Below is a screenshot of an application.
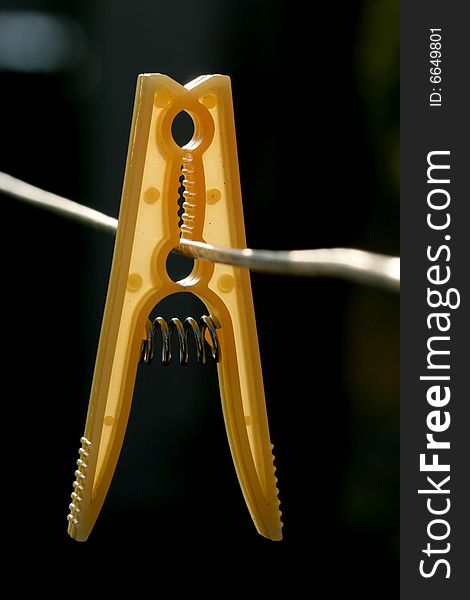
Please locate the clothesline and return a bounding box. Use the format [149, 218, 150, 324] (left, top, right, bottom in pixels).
[0, 170, 399, 291]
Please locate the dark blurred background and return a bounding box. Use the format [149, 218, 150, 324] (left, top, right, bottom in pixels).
[0, 0, 398, 594]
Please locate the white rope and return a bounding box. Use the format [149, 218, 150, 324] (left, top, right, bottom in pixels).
[0, 171, 399, 290]
[0, 171, 118, 233]
[175, 240, 399, 290]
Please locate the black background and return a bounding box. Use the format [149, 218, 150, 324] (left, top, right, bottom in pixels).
[0, 0, 398, 593]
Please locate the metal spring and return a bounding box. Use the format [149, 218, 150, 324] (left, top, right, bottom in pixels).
[140, 315, 220, 366]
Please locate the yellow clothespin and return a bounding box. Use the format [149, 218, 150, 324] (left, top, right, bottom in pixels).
[67, 74, 282, 542]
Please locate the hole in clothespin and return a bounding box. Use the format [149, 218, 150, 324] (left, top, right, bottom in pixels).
[177, 169, 185, 229]
[171, 110, 195, 148]
[166, 251, 194, 282]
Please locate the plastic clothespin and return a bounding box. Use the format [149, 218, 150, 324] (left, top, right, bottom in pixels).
[67, 74, 282, 542]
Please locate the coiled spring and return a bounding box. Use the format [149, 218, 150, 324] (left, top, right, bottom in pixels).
[140, 315, 220, 366]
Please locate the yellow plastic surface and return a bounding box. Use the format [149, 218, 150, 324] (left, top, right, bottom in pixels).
[67, 74, 282, 541]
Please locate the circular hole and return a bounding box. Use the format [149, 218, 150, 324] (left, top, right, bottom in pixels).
[171, 110, 195, 148]
[166, 252, 194, 282]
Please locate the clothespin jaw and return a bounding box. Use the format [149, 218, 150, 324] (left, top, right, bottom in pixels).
[67, 74, 282, 542]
